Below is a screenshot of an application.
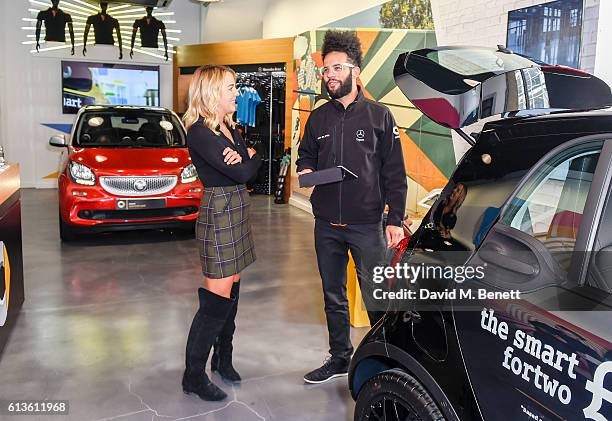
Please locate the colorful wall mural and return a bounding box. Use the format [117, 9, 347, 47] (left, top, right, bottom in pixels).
[322, 0, 435, 30]
[290, 28, 455, 220]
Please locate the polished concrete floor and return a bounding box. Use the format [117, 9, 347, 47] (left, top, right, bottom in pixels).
[0, 189, 368, 421]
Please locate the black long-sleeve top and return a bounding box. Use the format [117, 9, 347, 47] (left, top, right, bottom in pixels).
[296, 89, 407, 226]
[186, 119, 262, 186]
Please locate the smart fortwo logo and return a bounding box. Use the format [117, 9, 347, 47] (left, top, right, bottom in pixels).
[0, 241, 10, 327]
[584, 361, 612, 421]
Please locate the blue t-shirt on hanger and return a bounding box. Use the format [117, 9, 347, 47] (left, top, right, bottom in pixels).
[236, 87, 262, 127]
[248, 89, 262, 127]
[236, 87, 250, 125]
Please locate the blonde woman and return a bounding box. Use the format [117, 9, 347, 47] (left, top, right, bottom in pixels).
[182, 65, 261, 401]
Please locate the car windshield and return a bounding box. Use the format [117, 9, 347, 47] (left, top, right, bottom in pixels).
[74, 110, 185, 148]
[425, 48, 536, 76]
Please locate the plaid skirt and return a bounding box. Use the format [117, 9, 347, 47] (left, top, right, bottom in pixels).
[196, 184, 256, 279]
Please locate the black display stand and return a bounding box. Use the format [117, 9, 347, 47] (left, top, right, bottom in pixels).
[231, 64, 286, 196]
[178, 63, 287, 197]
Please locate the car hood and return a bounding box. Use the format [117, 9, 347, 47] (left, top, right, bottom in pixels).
[69, 147, 191, 175]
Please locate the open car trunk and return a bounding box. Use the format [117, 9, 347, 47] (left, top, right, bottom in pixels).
[393, 46, 612, 131]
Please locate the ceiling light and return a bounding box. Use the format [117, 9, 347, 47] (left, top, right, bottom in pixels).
[99, 1, 173, 6]
[56, 1, 95, 14]
[29, 41, 93, 53]
[68, 0, 99, 11]
[107, 8, 149, 16]
[24, 0, 179, 61]
[132, 47, 167, 60]
[107, 4, 132, 12]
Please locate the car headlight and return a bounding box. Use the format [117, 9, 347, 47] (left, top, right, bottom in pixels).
[69, 161, 96, 186]
[181, 164, 198, 183]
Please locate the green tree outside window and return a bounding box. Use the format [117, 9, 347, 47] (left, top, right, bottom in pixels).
[379, 0, 435, 29]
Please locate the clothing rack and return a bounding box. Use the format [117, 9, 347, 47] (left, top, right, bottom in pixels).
[233, 67, 286, 196]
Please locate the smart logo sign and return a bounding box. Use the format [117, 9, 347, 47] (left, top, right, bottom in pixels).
[480, 308, 611, 419]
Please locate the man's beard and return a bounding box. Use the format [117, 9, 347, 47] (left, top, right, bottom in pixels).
[325, 74, 353, 100]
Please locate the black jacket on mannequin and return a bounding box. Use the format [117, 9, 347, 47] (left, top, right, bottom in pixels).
[37, 8, 72, 42]
[133, 16, 165, 48]
[85, 13, 120, 45]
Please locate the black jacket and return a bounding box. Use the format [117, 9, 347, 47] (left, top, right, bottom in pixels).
[296, 89, 407, 226]
[86, 13, 120, 45]
[37, 8, 72, 42]
[187, 119, 261, 187]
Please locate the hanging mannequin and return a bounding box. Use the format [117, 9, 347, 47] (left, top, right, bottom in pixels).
[83, 2, 122, 59]
[36, 0, 75, 55]
[130, 7, 168, 61]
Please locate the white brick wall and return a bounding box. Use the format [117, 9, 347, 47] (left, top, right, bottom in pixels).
[593, 0, 612, 86]
[581, 0, 601, 74]
[430, 0, 601, 74]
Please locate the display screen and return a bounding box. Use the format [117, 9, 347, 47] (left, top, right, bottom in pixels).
[62, 61, 160, 114]
[507, 0, 583, 68]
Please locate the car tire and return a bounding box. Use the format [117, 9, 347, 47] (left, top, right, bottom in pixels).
[59, 214, 77, 242]
[354, 368, 445, 421]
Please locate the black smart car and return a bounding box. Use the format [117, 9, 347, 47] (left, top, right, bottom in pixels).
[349, 47, 612, 421]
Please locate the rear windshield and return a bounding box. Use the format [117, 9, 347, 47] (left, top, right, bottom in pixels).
[425, 48, 536, 76]
[74, 110, 185, 148]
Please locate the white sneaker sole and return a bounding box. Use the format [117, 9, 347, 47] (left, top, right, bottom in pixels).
[303, 372, 348, 384]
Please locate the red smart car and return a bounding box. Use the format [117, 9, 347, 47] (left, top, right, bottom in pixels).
[50, 105, 203, 241]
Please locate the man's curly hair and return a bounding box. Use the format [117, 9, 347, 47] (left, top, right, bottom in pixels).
[322, 30, 363, 68]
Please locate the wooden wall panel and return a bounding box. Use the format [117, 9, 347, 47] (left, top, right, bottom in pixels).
[175, 38, 293, 69]
[0, 164, 20, 206]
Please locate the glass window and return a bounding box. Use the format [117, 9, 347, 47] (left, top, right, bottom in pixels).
[501, 142, 602, 272]
[523, 67, 550, 109]
[75, 110, 185, 148]
[586, 177, 612, 292]
[570, 9, 579, 27]
[507, 0, 583, 68]
[425, 48, 535, 76]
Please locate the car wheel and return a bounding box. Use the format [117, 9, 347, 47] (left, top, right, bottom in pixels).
[354, 369, 445, 421]
[59, 214, 77, 242]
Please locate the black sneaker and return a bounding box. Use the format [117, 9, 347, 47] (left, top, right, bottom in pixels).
[303, 357, 349, 384]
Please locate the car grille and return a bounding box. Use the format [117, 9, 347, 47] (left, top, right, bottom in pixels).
[99, 176, 178, 197]
[78, 207, 198, 220]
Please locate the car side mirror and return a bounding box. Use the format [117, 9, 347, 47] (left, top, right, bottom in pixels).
[49, 134, 67, 148]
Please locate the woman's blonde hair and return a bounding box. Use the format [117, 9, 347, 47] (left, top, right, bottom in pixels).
[182, 64, 236, 132]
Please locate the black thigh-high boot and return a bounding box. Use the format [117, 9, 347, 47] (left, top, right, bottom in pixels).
[211, 281, 241, 382]
[183, 287, 234, 401]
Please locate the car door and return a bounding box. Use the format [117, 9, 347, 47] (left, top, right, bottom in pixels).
[453, 136, 612, 421]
